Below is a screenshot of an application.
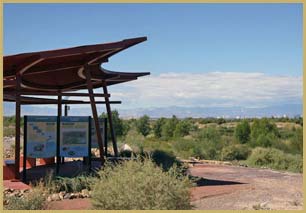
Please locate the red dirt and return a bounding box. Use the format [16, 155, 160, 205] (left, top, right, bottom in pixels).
[189, 163, 303, 210]
[3, 180, 31, 190]
[44, 198, 92, 210]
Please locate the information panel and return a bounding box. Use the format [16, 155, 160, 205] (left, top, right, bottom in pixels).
[60, 116, 89, 157]
[91, 118, 105, 148]
[26, 116, 57, 158]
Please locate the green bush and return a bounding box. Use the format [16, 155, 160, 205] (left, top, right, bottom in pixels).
[289, 127, 303, 154]
[235, 120, 251, 144]
[91, 158, 191, 210]
[150, 149, 181, 171]
[136, 115, 151, 137]
[174, 120, 192, 137]
[153, 117, 166, 138]
[197, 126, 221, 143]
[221, 144, 251, 161]
[246, 147, 302, 173]
[39, 171, 95, 193]
[4, 183, 46, 210]
[161, 116, 179, 139]
[251, 118, 279, 144]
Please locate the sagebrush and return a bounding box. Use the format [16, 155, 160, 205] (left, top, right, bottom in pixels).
[91, 158, 192, 210]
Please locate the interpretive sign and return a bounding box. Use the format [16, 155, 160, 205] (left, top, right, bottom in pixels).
[60, 116, 90, 157]
[91, 118, 106, 148]
[25, 116, 57, 158]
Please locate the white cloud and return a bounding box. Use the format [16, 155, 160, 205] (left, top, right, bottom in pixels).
[107, 72, 302, 109]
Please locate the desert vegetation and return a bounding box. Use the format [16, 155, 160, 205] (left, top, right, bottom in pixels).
[103, 111, 303, 173]
[3, 112, 303, 210]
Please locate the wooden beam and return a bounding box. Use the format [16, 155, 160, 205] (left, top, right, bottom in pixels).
[6, 91, 110, 97]
[84, 66, 105, 164]
[21, 101, 122, 105]
[102, 84, 119, 157]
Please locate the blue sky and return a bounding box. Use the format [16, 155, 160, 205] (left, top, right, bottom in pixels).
[3, 3, 303, 114]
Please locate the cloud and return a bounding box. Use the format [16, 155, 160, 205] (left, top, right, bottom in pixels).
[107, 72, 302, 109]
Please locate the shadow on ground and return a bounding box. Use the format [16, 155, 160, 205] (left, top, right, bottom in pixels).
[191, 176, 245, 187]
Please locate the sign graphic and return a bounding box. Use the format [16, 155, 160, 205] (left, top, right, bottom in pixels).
[60, 116, 89, 157]
[26, 116, 57, 158]
[91, 118, 105, 148]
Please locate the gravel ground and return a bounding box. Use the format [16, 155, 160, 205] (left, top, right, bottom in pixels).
[189, 163, 303, 210]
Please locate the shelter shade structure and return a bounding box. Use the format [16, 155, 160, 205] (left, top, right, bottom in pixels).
[3, 37, 150, 179]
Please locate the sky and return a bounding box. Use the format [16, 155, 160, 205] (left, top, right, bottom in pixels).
[3, 3, 303, 114]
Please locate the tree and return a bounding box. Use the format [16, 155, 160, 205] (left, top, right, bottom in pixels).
[100, 110, 125, 138]
[174, 120, 192, 137]
[153, 117, 166, 138]
[136, 115, 151, 137]
[235, 120, 251, 144]
[251, 118, 279, 143]
[161, 115, 179, 139]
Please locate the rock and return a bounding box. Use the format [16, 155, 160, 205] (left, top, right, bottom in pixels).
[188, 163, 194, 168]
[81, 189, 89, 198]
[69, 193, 78, 199]
[21, 189, 30, 194]
[47, 196, 52, 202]
[120, 144, 132, 152]
[51, 193, 61, 201]
[4, 199, 9, 205]
[63, 193, 71, 199]
[59, 191, 65, 200]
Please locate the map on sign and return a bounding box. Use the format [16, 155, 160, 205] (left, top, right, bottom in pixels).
[26, 116, 57, 158]
[60, 117, 89, 157]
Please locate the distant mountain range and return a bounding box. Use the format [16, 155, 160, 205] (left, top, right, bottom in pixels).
[3, 102, 302, 118]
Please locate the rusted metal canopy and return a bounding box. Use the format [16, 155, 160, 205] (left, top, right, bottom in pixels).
[3, 37, 150, 97]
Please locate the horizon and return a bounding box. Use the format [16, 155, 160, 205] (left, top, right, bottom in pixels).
[3, 3, 303, 117]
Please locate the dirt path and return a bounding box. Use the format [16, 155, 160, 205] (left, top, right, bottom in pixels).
[189, 163, 303, 210]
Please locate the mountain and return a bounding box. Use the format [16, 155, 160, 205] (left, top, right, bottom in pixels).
[3, 102, 302, 118]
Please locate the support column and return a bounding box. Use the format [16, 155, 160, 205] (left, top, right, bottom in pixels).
[14, 73, 21, 179]
[102, 84, 118, 157]
[84, 68, 105, 164]
[56, 95, 62, 174]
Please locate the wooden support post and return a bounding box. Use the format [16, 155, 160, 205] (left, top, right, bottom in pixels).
[84, 67, 105, 164]
[56, 95, 62, 174]
[102, 84, 118, 157]
[22, 116, 28, 182]
[14, 73, 21, 179]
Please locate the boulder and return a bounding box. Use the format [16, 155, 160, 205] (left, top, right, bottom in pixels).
[120, 144, 132, 152]
[51, 193, 61, 201]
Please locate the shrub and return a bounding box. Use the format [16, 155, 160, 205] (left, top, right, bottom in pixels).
[251, 118, 279, 143]
[289, 127, 303, 154]
[197, 126, 221, 143]
[161, 116, 179, 139]
[4, 183, 46, 210]
[235, 120, 251, 144]
[221, 144, 251, 161]
[91, 158, 191, 210]
[246, 147, 302, 173]
[39, 171, 95, 193]
[150, 149, 181, 171]
[136, 115, 151, 137]
[153, 117, 166, 138]
[174, 120, 192, 137]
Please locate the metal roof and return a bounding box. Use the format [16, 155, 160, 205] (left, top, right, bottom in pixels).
[3, 37, 150, 100]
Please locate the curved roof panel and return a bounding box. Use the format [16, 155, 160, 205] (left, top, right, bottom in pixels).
[3, 37, 150, 96]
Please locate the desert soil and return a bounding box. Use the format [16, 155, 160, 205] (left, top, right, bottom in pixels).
[189, 163, 303, 210]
